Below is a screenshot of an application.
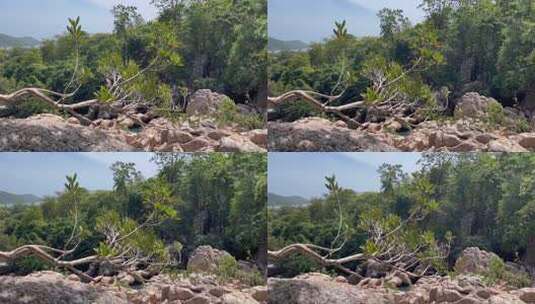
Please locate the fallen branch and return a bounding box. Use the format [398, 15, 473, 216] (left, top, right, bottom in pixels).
[0, 245, 97, 282]
[268, 90, 364, 127]
[269, 57, 425, 127]
[0, 88, 96, 125]
[268, 243, 365, 277]
[268, 200, 449, 282]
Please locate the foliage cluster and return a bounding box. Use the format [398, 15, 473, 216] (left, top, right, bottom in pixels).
[481, 256, 532, 288]
[215, 255, 265, 286]
[215, 97, 265, 130]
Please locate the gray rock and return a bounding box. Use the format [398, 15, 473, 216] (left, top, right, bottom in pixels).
[186, 89, 228, 116]
[268, 274, 392, 304]
[0, 271, 126, 304]
[187, 246, 234, 274]
[0, 114, 136, 152]
[454, 247, 501, 274]
[268, 118, 398, 152]
[454, 92, 501, 119]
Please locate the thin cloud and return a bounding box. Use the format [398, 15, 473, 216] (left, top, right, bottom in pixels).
[0, 153, 158, 196]
[86, 0, 158, 19]
[348, 0, 425, 23]
[268, 153, 422, 199]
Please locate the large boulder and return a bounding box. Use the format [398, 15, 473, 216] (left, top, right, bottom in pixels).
[0, 271, 126, 304]
[454, 92, 502, 119]
[0, 114, 136, 152]
[217, 135, 266, 152]
[186, 89, 228, 116]
[454, 247, 501, 274]
[268, 118, 399, 152]
[187, 246, 235, 274]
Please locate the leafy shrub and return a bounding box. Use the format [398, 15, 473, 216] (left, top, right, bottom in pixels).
[7, 257, 48, 275]
[216, 255, 264, 286]
[482, 256, 532, 288]
[480, 101, 532, 132]
[274, 100, 321, 122]
[272, 254, 322, 278]
[94, 86, 114, 103]
[215, 97, 264, 130]
[484, 101, 506, 129]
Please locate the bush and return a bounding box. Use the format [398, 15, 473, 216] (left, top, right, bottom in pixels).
[0, 99, 58, 118]
[483, 101, 506, 129]
[7, 257, 48, 275]
[274, 100, 321, 122]
[215, 98, 264, 130]
[482, 256, 532, 288]
[273, 254, 322, 278]
[216, 255, 265, 286]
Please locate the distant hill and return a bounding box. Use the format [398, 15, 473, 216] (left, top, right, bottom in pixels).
[0, 191, 42, 206]
[269, 37, 309, 52]
[268, 193, 309, 208]
[0, 33, 39, 48]
[268, 0, 379, 42]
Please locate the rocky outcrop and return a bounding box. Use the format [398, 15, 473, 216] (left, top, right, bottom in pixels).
[0, 113, 266, 152]
[454, 92, 501, 119]
[0, 271, 127, 304]
[0, 270, 267, 304]
[122, 117, 266, 152]
[0, 89, 266, 152]
[455, 247, 502, 274]
[186, 89, 228, 116]
[268, 118, 399, 152]
[268, 248, 534, 304]
[269, 116, 535, 153]
[397, 120, 535, 152]
[268, 273, 392, 304]
[0, 114, 136, 151]
[187, 245, 235, 274]
[269, 92, 535, 152]
[268, 272, 534, 304]
[126, 273, 265, 304]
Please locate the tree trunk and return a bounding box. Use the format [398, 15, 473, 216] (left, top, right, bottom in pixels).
[525, 235, 535, 269]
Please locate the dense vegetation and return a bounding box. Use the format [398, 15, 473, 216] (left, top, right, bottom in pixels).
[269, 153, 534, 286]
[0, 0, 267, 119]
[0, 153, 266, 284]
[269, 0, 535, 126]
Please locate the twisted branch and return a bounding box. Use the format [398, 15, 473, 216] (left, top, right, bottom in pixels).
[268, 57, 425, 127]
[0, 88, 96, 125]
[0, 245, 97, 282]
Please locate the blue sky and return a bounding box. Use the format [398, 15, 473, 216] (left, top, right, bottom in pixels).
[0, 0, 158, 39]
[268, 153, 422, 199]
[269, 0, 425, 42]
[0, 153, 158, 196]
